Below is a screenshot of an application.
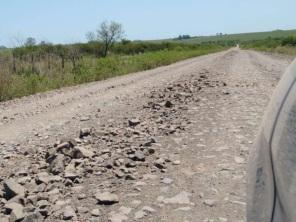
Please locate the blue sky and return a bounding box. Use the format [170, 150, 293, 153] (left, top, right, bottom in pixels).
[0, 0, 296, 46]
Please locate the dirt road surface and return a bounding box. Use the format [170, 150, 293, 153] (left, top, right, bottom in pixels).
[0, 49, 293, 222]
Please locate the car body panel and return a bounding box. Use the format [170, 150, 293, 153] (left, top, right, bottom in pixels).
[247, 59, 296, 222]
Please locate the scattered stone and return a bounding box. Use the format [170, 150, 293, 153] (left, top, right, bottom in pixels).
[101, 148, 111, 154]
[73, 146, 94, 158]
[143, 174, 157, 180]
[114, 170, 125, 178]
[174, 206, 192, 211]
[77, 193, 87, 200]
[134, 206, 156, 220]
[234, 156, 245, 164]
[125, 174, 136, 180]
[108, 206, 131, 222]
[132, 151, 145, 161]
[143, 138, 156, 147]
[56, 142, 71, 151]
[134, 210, 145, 220]
[108, 212, 128, 222]
[5, 202, 25, 222]
[48, 154, 65, 175]
[161, 177, 173, 185]
[3, 179, 25, 200]
[118, 206, 132, 215]
[154, 158, 166, 169]
[62, 206, 76, 220]
[128, 118, 140, 127]
[159, 191, 192, 205]
[79, 128, 91, 138]
[95, 192, 119, 205]
[91, 208, 101, 217]
[131, 200, 142, 207]
[125, 162, 136, 168]
[77, 206, 89, 214]
[133, 181, 146, 187]
[80, 116, 90, 121]
[203, 199, 217, 207]
[36, 172, 50, 184]
[172, 160, 181, 165]
[164, 100, 174, 108]
[22, 212, 43, 222]
[37, 199, 50, 209]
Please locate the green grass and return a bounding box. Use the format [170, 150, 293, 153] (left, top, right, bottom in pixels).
[240, 35, 296, 56]
[151, 29, 296, 44]
[243, 45, 296, 56]
[0, 46, 227, 101]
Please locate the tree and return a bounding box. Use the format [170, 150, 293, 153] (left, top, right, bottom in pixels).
[86, 31, 96, 42]
[97, 21, 124, 57]
[25, 37, 36, 46]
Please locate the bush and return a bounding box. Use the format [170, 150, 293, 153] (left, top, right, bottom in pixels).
[281, 36, 296, 46]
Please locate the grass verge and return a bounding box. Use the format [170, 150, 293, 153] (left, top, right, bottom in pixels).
[243, 45, 296, 56]
[0, 46, 226, 101]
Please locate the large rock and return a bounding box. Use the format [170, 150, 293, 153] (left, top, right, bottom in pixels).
[79, 128, 91, 138]
[5, 202, 25, 222]
[91, 208, 101, 217]
[3, 179, 25, 200]
[128, 118, 140, 127]
[56, 142, 71, 151]
[22, 212, 43, 222]
[154, 158, 166, 169]
[35, 172, 50, 184]
[56, 142, 73, 157]
[64, 162, 80, 180]
[49, 154, 65, 175]
[73, 146, 94, 159]
[131, 151, 145, 162]
[94, 192, 119, 205]
[62, 206, 76, 220]
[164, 100, 174, 108]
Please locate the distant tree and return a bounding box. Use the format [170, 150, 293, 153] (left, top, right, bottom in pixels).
[121, 39, 131, 45]
[39, 40, 52, 46]
[25, 37, 36, 46]
[11, 34, 25, 47]
[97, 21, 124, 57]
[176, 35, 191, 40]
[86, 31, 96, 42]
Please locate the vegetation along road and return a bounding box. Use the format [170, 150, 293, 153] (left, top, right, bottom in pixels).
[0, 48, 293, 221]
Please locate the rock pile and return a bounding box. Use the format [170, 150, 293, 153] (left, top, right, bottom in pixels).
[0, 70, 225, 221]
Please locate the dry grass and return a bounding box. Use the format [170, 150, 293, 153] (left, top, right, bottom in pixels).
[0, 46, 227, 101]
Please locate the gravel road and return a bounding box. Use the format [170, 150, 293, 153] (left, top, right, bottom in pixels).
[0, 49, 293, 222]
